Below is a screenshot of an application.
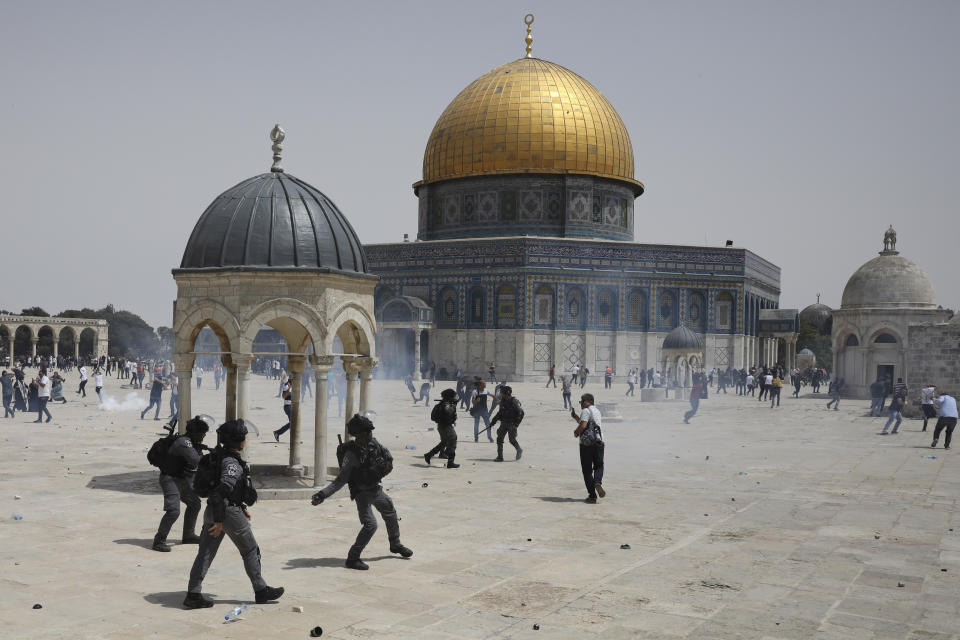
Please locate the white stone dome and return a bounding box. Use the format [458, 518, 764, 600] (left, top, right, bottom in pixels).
[841, 231, 936, 310]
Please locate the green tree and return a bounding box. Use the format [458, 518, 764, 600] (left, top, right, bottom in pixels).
[20, 306, 50, 317]
[796, 321, 833, 371]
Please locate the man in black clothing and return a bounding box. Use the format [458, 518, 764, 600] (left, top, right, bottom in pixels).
[490, 386, 524, 462]
[312, 414, 413, 570]
[184, 420, 284, 609]
[153, 416, 207, 552]
[425, 389, 459, 468]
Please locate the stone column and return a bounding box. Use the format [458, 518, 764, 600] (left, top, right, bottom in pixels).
[74, 341, 79, 360]
[412, 329, 422, 381]
[342, 357, 359, 440]
[31, 338, 37, 358]
[174, 354, 195, 435]
[223, 355, 237, 421]
[357, 356, 378, 415]
[233, 354, 252, 424]
[287, 355, 306, 472]
[311, 356, 334, 486]
[8, 334, 14, 366]
[53, 334, 58, 359]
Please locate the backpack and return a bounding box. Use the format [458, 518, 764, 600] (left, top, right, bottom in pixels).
[431, 401, 457, 426]
[193, 446, 223, 498]
[336, 438, 393, 486]
[579, 410, 603, 447]
[147, 433, 185, 475]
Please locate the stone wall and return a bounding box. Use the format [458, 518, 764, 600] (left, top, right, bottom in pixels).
[907, 320, 960, 399]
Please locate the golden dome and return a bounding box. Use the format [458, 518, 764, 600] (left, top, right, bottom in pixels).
[419, 57, 643, 194]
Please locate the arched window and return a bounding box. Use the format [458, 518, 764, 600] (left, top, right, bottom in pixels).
[437, 287, 457, 325]
[686, 291, 706, 331]
[716, 292, 734, 331]
[597, 289, 617, 329]
[845, 334, 859, 347]
[496, 284, 517, 328]
[534, 285, 554, 326]
[659, 291, 676, 329]
[874, 332, 897, 344]
[567, 288, 585, 327]
[628, 290, 647, 329]
[469, 288, 485, 325]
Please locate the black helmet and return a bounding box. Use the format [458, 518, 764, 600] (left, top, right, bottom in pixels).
[440, 388, 457, 400]
[217, 419, 249, 448]
[347, 413, 374, 437]
[499, 385, 513, 396]
[185, 415, 210, 436]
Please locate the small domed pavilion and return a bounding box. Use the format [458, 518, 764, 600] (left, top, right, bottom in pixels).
[832, 227, 949, 397]
[172, 126, 377, 485]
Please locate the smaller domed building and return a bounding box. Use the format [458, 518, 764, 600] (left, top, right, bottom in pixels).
[832, 228, 950, 397]
[172, 126, 377, 486]
[799, 299, 832, 336]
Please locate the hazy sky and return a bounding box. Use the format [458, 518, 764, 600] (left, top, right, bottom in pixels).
[2, 0, 957, 328]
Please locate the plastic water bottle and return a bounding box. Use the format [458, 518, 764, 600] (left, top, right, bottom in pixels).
[922, 455, 937, 460]
[11, 513, 23, 521]
[224, 603, 247, 621]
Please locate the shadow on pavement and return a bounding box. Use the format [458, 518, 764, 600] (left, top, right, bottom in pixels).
[113, 538, 155, 549]
[284, 556, 395, 570]
[144, 591, 245, 609]
[88, 470, 158, 494]
[533, 496, 584, 503]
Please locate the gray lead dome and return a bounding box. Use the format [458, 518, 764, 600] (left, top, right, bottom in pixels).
[662, 326, 703, 351]
[179, 172, 368, 273]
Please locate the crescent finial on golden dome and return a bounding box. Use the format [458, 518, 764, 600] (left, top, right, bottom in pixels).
[524, 14, 534, 58]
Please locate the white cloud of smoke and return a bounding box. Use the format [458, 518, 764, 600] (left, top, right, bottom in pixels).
[98, 392, 146, 412]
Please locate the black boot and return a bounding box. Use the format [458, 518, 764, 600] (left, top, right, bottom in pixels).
[255, 585, 285, 604]
[446, 454, 460, 469]
[390, 544, 413, 558]
[494, 445, 504, 462]
[345, 557, 369, 570]
[181, 533, 201, 544]
[182, 592, 213, 609]
[152, 535, 171, 552]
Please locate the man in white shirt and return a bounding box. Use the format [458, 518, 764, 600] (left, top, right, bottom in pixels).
[77, 364, 89, 397]
[931, 392, 958, 450]
[273, 379, 293, 442]
[746, 373, 756, 396]
[920, 384, 937, 432]
[35, 367, 52, 423]
[571, 393, 604, 503]
[94, 369, 104, 403]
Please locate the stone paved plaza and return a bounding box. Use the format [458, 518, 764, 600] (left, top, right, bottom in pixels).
[1, 374, 959, 639]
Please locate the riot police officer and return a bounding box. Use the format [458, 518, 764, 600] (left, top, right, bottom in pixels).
[311, 414, 413, 570]
[490, 386, 524, 461]
[425, 388, 459, 468]
[183, 419, 284, 609]
[153, 416, 208, 552]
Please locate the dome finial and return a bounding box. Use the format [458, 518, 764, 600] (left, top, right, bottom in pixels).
[816, 292, 820, 304]
[881, 224, 898, 255]
[523, 14, 534, 58]
[270, 124, 286, 173]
